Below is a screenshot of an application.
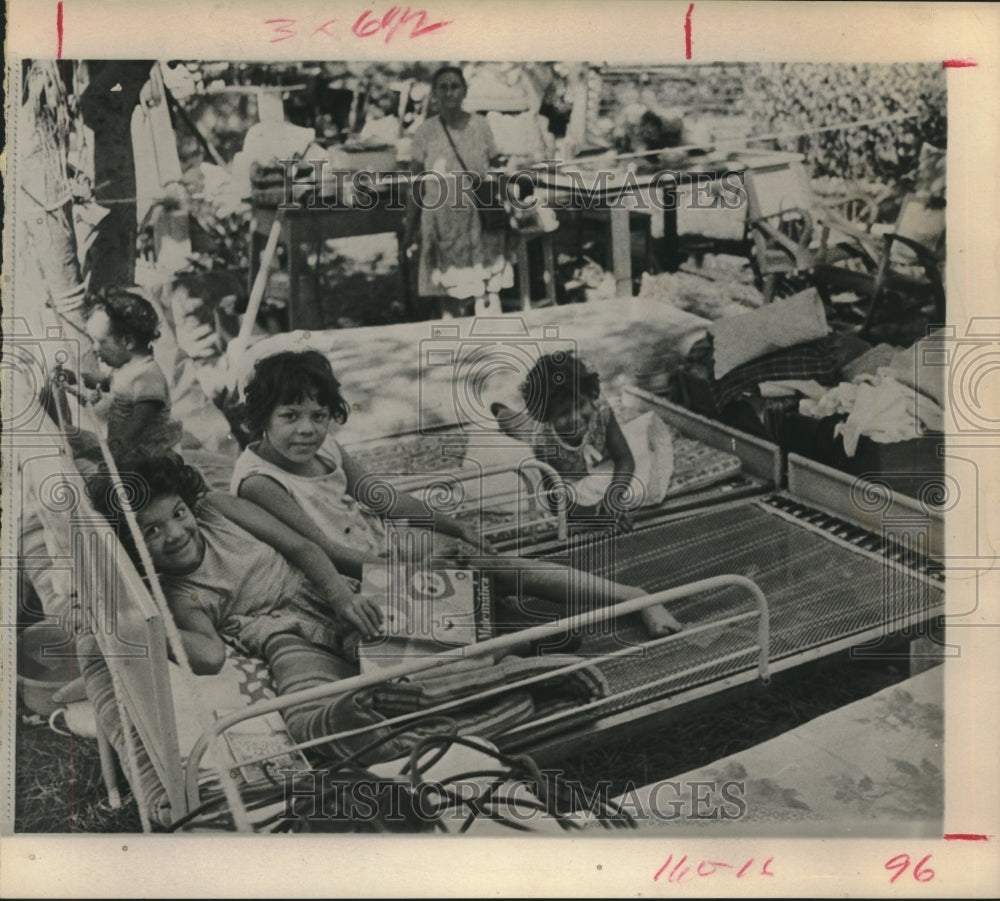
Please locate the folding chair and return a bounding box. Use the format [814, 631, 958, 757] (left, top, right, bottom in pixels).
[859, 193, 945, 331]
[743, 161, 878, 303]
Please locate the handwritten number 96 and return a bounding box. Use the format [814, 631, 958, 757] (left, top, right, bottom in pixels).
[885, 853, 935, 883]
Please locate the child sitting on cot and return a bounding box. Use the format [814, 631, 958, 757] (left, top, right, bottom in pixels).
[492, 352, 674, 530]
[87, 452, 676, 765]
[86, 452, 393, 762]
[87, 453, 383, 673]
[81, 287, 184, 459]
[230, 350, 683, 638]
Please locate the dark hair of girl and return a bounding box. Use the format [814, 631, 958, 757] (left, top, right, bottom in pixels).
[520, 352, 601, 423]
[86, 452, 207, 572]
[431, 65, 467, 91]
[243, 351, 351, 439]
[85, 287, 161, 351]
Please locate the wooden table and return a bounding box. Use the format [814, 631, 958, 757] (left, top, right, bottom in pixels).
[534, 164, 726, 297]
[535, 154, 798, 297]
[250, 187, 409, 331]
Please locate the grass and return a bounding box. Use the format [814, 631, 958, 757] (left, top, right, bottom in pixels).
[13, 653, 905, 833]
[14, 704, 143, 834]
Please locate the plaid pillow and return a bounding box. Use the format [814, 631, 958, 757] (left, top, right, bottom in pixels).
[713, 337, 840, 409]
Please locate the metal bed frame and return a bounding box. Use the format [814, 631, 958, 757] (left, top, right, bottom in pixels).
[23, 389, 943, 830]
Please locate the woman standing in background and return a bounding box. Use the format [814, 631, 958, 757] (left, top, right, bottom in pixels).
[403, 66, 512, 318]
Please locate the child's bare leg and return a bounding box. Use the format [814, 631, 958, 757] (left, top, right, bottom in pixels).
[463, 555, 682, 636]
[463, 555, 640, 603]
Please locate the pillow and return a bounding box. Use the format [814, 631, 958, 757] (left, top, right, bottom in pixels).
[711, 289, 830, 379]
[712, 337, 839, 409]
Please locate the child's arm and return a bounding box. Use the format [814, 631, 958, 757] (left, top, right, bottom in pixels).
[600, 411, 636, 530]
[168, 597, 227, 675]
[205, 492, 383, 639]
[340, 448, 496, 555]
[490, 402, 534, 441]
[80, 371, 111, 393]
[236, 473, 382, 580]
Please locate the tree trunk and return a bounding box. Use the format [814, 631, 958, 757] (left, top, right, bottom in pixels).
[78, 60, 154, 291]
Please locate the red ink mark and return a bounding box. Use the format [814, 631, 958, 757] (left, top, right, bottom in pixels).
[684, 3, 694, 60]
[312, 18, 337, 37]
[353, 7, 452, 42]
[885, 854, 910, 884]
[399, 7, 452, 38]
[352, 9, 383, 37]
[886, 853, 936, 883]
[944, 833, 989, 841]
[696, 860, 733, 877]
[653, 855, 672, 882]
[656, 853, 775, 883]
[265, 18, 297, 42]
[56, 1, 64, 59]
[913, 855, 935, 883]
[942, 59, 977, 68]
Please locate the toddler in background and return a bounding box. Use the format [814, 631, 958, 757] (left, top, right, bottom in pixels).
[494, 352, 676, 527]
[493, 351, 680, 635]
[84, 287, 183, 459]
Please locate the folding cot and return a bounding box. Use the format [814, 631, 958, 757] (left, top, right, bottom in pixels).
[15, 386, 942, 831]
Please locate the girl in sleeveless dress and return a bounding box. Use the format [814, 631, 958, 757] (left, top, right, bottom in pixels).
[232, 351, 682, 638]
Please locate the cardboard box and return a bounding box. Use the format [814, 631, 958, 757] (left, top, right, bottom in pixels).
[357, 566, 493, 676]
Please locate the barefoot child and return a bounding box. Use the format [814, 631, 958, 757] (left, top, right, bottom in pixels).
[88, 453, 648, 765]
[230, 350, 682, 637]
[492, 351, 680, 635]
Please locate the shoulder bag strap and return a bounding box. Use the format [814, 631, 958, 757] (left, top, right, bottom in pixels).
[439, 119, 470, 171]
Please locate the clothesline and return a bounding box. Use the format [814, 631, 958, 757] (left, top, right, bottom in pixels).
[44, 111, 924, 211]
[555, 111, 921, 169]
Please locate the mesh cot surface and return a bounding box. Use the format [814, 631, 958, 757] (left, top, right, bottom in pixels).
[73, 496, 942, 823]
[498, 498, 943, 746]
[353, 422, 743, 497]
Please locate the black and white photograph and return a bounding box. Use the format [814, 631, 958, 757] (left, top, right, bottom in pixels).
[2, 1, 997, 897]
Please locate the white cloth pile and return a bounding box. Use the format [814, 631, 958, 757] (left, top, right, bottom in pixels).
[793, 335, 946, 457]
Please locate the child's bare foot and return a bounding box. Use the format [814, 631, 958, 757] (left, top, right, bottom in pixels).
[641, 603, 684, 637]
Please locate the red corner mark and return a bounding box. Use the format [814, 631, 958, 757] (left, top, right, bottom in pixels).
[943, 833, 989, 841]
[56, 1, 64, 59]
[942, 59, 977, 68]
[684, 4, 694, 60]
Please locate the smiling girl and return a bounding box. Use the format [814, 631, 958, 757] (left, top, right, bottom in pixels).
[87, 454, 382, 677]
[230, 350, 683, 638]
